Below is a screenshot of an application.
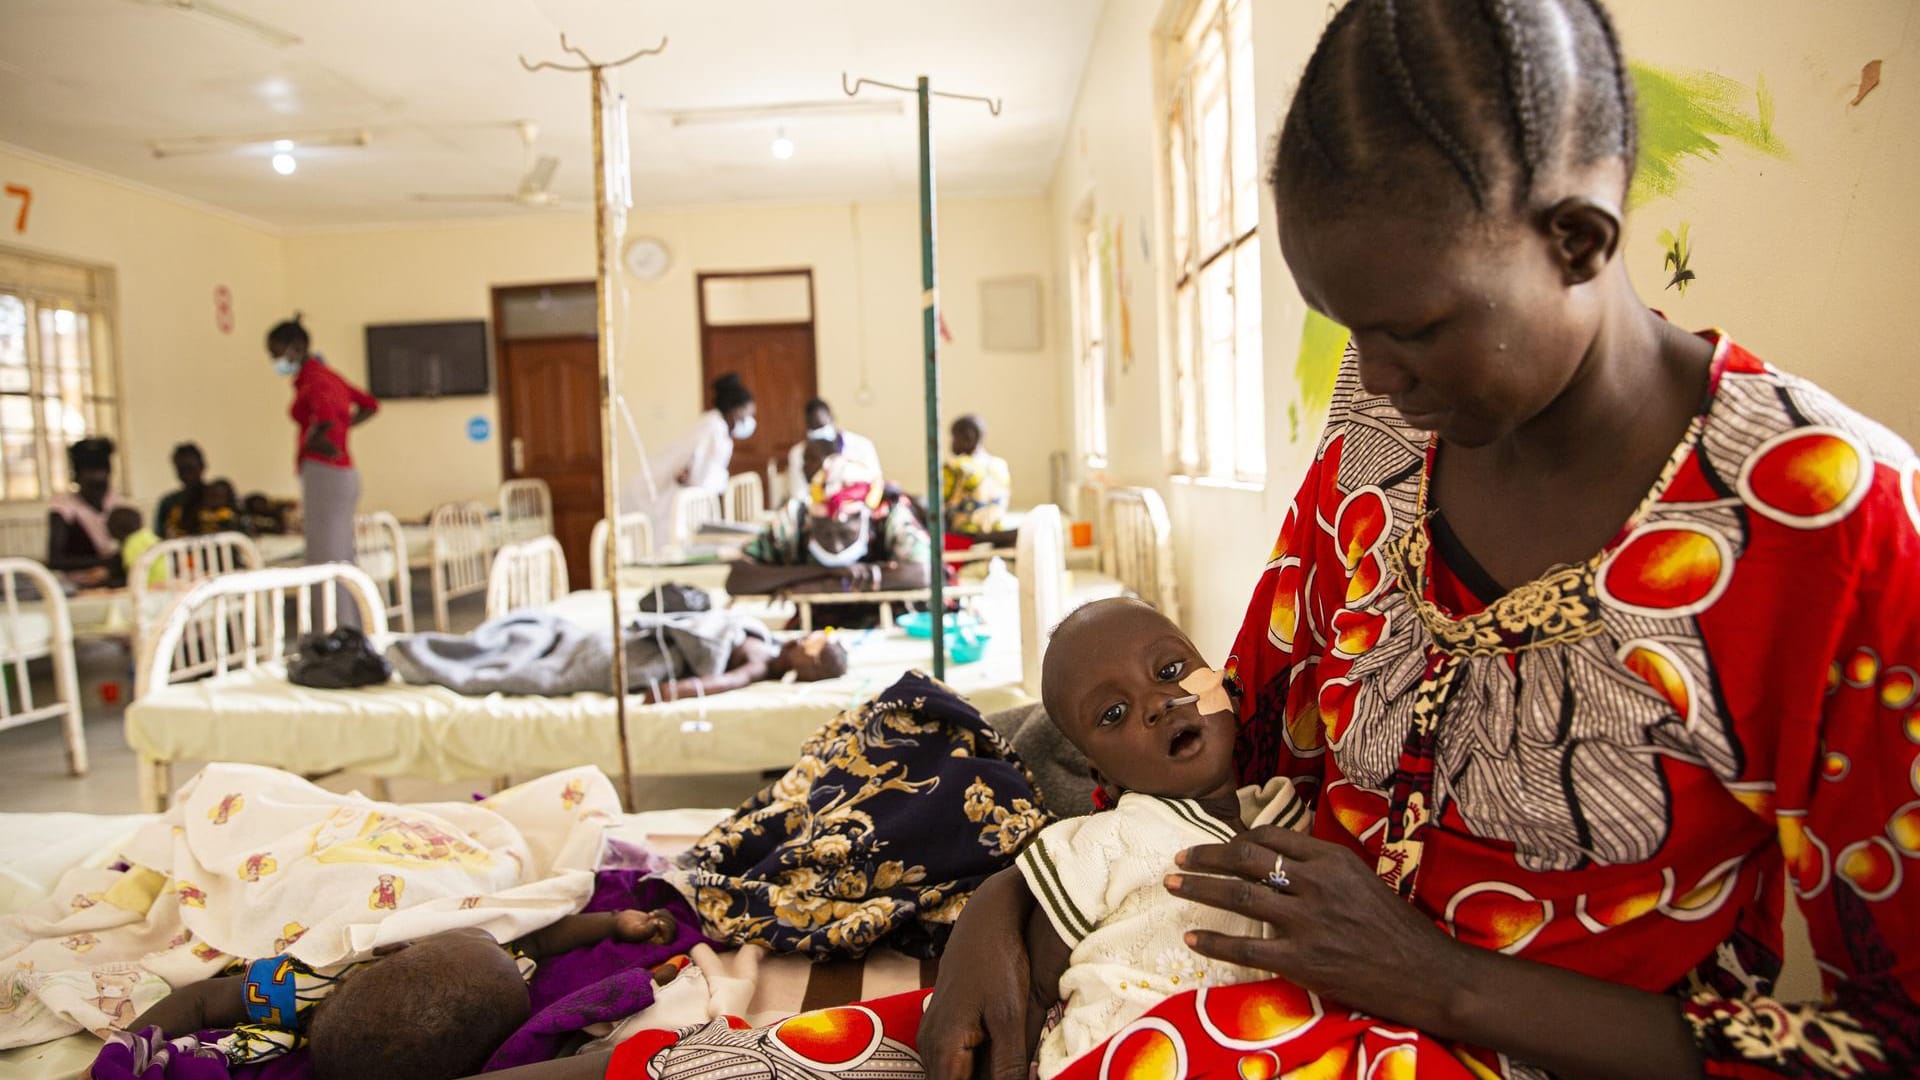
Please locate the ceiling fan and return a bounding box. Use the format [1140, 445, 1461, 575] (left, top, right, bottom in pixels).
[409, 121, 565, 209]
[123, 0, 302, 48]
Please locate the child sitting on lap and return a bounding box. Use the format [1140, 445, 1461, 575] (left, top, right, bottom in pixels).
[1016, 597, 1308, 1078]
[127, 909, 679, 1080]
[107, 507, 160, 587]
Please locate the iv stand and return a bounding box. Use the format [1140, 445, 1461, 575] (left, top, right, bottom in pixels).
[521, 33, 667, 809]
[841, 73, 1001, 681]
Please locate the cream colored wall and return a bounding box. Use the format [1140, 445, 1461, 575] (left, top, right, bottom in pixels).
[285, 196, 1062, 520]
[1613, 1, 1920, 440]
[0, 144, 289, 510]
[1052, 0, 1920, 659]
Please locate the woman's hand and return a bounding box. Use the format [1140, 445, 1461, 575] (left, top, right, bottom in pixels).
[922, 868, 1033, 1080]
[1166, 825, 1467, 1031]
[841, 564, 882, 591]
[304, 422, 340, 459]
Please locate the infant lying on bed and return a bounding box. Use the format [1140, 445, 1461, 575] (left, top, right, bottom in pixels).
[1012, 597, 1310, 1078]
[125, 909, 681, 1080]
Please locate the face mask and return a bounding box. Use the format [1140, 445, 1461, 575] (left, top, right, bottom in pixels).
[807, 511, 871, 567]
[272, 355, 300, 377]
[806, 424, 837, 443]
[731, 415, 757, 440]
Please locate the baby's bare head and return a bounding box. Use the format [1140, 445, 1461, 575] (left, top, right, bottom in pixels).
[307, 929, 529, 1080]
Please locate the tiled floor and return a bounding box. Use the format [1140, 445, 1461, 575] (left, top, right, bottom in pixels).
[0, 587, 764, 816]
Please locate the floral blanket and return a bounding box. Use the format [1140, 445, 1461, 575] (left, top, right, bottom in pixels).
[665, 671, 1050, 958]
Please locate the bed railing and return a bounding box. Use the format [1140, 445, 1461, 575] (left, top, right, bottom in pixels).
[430, 500, 493, 631]
[1101, 487, 1179, 625]
[355, 511, 414, 633]
[499, 478, 554, 545]
[669, 488, 724, 546]
[0, 557, 85, 775]
[1015, 505, 1066, 700]
[588, 512, 656, 592]
[129, 532, 265, 690]
[723, 472, 767, 525]
[487, 535, 570, 618]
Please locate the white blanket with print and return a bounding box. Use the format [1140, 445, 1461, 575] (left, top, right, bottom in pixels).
[0, 763, 620, 1050]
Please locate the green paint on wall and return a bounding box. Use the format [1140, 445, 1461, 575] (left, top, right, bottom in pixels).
[1292, 309, 1347, 441]
[1629, 63, 1788, 207]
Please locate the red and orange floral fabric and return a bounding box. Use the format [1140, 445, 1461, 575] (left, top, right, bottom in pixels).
[1225, 334, 1919, 1077]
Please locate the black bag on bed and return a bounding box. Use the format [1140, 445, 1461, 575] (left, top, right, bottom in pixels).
[287, 626, 393, 689]
[635, 582, 711, 614]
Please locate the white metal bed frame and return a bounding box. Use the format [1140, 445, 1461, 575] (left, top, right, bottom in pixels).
[429, 501, 493, 631]
[134, 563, 387, 810]
[129, 532, 264, 693]
[354, 511, 414, 634]
[1100, 486, 1179, 626]
[487, 535, 570, 618]
[0, 557, 86, 775]
[668, 488, 723, 546]
[588, 512, 656, 591]
[723, 472, 766, 525]
[499, 478, 555, 545]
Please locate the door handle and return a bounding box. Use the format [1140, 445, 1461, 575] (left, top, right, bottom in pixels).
[511, 437, 526, 474]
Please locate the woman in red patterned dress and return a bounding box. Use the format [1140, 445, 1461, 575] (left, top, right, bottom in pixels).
[922, 1, 1919, 1077]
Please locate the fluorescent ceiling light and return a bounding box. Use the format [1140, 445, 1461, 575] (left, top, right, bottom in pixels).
[149, 127, 369, 159]
[665, 99, 902, 127]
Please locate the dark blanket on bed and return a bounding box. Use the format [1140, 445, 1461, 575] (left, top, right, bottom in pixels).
[485, 873, 706, 1070]
[668, 670, 1052, 959]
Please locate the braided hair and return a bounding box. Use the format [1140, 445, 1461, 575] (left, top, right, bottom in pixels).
[1272, 0, 1637, 218]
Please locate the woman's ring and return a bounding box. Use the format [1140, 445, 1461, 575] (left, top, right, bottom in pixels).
[1265, 853, 1290, 890]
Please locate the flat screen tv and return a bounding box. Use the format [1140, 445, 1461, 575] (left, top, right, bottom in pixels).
[365, 320, 490, 399]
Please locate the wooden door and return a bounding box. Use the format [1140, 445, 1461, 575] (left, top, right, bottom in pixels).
[698, 271, 818, 488]
[494, 285, 602, 584]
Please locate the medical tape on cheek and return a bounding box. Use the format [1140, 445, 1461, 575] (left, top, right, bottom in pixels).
[1179, 666, 1233, 716]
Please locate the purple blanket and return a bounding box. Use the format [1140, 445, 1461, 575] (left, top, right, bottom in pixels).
[91, 871, 704, 1079]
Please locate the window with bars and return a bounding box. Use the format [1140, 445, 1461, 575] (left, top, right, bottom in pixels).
[0, 249, 121, 502]
[1165, 0, 1264, 482]
[1073, 214, 1109, 466]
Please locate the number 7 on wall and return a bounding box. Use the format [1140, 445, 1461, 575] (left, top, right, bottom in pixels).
[4, 185, 30, 233]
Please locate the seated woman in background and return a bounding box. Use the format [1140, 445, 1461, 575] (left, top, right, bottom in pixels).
[46, 437, 132, 587]
[941, 414, 1014, 548]
[727, 438, 931, 629]
[154, 441, 206, 539]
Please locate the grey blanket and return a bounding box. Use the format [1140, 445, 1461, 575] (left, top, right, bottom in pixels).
[387, 611, 771, 697]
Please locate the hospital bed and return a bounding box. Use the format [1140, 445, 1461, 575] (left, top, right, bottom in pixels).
[121, 560, 1031, 813]
[0, 802, 937, 1078]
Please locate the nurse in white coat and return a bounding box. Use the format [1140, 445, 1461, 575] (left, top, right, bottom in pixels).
[638, 372, 756, 541]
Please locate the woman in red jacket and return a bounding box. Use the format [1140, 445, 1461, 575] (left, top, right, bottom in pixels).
[269, 316, 378, 623]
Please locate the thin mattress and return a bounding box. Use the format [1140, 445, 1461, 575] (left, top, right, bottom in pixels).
[123, 607, 1030, 784]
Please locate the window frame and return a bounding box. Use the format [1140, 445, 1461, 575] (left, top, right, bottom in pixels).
[1070, 206, 1109, 469]
[1162, 0, 1265, 484]
[0, 245, 125, 504]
